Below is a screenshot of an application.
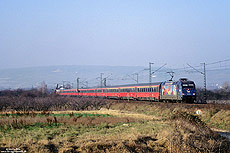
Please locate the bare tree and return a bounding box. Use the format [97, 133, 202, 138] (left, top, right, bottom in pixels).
[40, 81, 48, 95]
[221, 81, 230, 93]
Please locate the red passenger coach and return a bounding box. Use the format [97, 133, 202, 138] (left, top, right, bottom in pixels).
[56, 83, 161, 101]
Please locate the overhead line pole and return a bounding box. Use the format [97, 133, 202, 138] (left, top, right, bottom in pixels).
[77, 78, 80, 96]
[100, 73, 103, 88]
[149, 62, 154, 83]
[103, 74, 112, 87]
[134, 73, 139, 84]
[201, 63, 207, 104]
[187, 63, 207, 103]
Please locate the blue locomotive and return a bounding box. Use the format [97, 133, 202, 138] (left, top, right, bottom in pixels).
[160, 78, 196, 103]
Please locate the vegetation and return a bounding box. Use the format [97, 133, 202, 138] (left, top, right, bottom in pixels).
[0, 89, 229, 152]
[196, 82, 230, 102]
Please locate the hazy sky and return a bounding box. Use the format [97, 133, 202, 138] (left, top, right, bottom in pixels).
[0, 0, 230, 69]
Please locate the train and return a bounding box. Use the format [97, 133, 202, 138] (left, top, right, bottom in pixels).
[56, 78, 196, 103]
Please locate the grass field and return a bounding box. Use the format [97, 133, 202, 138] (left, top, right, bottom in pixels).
[0, 98, 230, 152]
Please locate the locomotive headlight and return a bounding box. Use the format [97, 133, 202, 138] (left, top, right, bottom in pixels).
[193, 93, 196, 95]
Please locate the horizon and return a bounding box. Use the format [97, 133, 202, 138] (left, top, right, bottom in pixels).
[0, 64, 229, 90]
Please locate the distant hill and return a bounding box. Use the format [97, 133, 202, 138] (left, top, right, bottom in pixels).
[0, 65, 229, 90]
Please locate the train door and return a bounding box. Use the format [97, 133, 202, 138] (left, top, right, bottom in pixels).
[149, 86, 153, 101]
[177, 82, 183, 100]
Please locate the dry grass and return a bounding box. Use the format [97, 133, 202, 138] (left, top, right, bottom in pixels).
[0, 97, 230, 152]
[156, 112, 230, 153]
[1, 110, 229, 152]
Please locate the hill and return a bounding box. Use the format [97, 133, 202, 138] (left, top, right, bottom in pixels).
[0, 65, 229, 90]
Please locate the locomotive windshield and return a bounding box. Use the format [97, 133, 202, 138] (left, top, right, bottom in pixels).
[182, 83, 195, 89]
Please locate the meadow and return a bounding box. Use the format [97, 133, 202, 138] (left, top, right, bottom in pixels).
[0, 93, 229, 152]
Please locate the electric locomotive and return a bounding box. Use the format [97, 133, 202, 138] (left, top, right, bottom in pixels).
[160, 78, 196, 103]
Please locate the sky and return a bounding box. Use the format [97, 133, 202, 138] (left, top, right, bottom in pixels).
[0, 0, 230, 69]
